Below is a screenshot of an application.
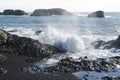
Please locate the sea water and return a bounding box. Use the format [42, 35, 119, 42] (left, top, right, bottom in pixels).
[1, 12, 120, 79]
[0, 12, 120, 61]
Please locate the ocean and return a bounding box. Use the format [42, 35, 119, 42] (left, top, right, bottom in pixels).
[0, 12, 120, 79]
[1, 12, 120, 59]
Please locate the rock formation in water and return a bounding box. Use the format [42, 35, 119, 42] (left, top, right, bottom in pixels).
[88, 10, 105, 18]
[3, 9, 27, 15]
[92, 35, 120, 49]
[31, 8, 72, 16]
[0, 29, 64, 59]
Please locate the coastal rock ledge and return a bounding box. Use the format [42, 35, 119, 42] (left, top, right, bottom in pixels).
[30, 8, 72, 16]
[0, 29, 64, 59]
[88, 10, 105, 18]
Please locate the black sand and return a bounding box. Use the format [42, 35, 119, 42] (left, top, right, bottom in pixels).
[0, 54, 79, 80]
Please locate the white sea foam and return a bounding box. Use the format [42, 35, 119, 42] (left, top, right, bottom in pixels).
[37, 27, 85, 53]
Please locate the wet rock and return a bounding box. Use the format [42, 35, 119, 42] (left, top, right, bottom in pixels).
[91, 40, 105, 49]
[0, 29, 9, 44]
[31, 8, 72, 16]
[44, 56, 119, 73]
[0, 29, 65, 59]
[0, 68, 7, 74]
[92, 35, 120, 50]
[102, 76, 120, 80]
[21, 66, 44, 73]
[25, 57, 39, 63]
[0, 54, 7, 62]
[88, 10, 105, 18]
[35, 30, 42, 35]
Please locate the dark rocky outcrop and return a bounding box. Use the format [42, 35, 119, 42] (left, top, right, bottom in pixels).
[44, 57, 117, 73]
[3, 9, 15, 15]
[0, 29, 64, 59]
[31, 8, 72, 16]
[0, 54, 7, 62]
[102, 76, 120, 80]
[14, 10, 28, 15]
[88, 10, 105, 18]
[23, 56, 120, 73]
[3, 9, 27, 15]
[0, 68, 7, 74]
[92, 35, 120, 49]
[35, 30, 42, 35]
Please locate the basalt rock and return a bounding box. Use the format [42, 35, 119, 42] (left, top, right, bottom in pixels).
[35, 30, 42, 35]
[0, 54, 7, 62]
[92, 35, 120, 49]
[31, 8, 72, 16]
[43, 56, 119, 73]
[102, 76, 120, 80]
[88, 10, 105, 18]
[0, 29, 64, 59]
[0, 68, 7, 74]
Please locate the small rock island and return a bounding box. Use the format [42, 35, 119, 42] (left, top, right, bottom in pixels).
[0, 9, 28, 15]
[88, 10, 105, 18]
[30, 8, 72, 16]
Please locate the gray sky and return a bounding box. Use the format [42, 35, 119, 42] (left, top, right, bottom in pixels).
[0, 0, 120, 12]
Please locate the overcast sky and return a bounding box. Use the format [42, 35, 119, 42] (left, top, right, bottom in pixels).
[0, 0, 120, 12]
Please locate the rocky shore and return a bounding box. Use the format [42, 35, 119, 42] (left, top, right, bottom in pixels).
[0, 29, 120, 80]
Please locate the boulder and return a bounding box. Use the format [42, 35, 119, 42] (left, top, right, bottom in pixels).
[0, 54, 7, 62]
[0, 29, 64, 59]
[88, 10, 105, 18]
[92, 35, 120, 49]
[31, 8, 72, 16]
[0, 68, 7, 74]
[35, 30, 42, 35]
[3, 9, 27, 15]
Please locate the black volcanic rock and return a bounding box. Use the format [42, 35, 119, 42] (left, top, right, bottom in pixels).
[88, 11, 105, 18]
[43, 56, 118, 73]
[0, 29, 64, 59]
[35, 30, 42, 35]
[92, 35, 120, 49]
[102, 76, 120, 80]
[3, 9, 27, 15]
[31, 8, 72, 16]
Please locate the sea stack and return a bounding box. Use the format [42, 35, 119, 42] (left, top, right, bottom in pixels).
[31, 8, 72, 16]
[88, 10, 105, 18]
[3, 9, 28, 15]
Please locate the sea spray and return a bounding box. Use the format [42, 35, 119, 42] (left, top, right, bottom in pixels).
[38, 27, 85, 53]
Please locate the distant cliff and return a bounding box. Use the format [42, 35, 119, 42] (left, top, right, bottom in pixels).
[31, 8, 72, 16]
